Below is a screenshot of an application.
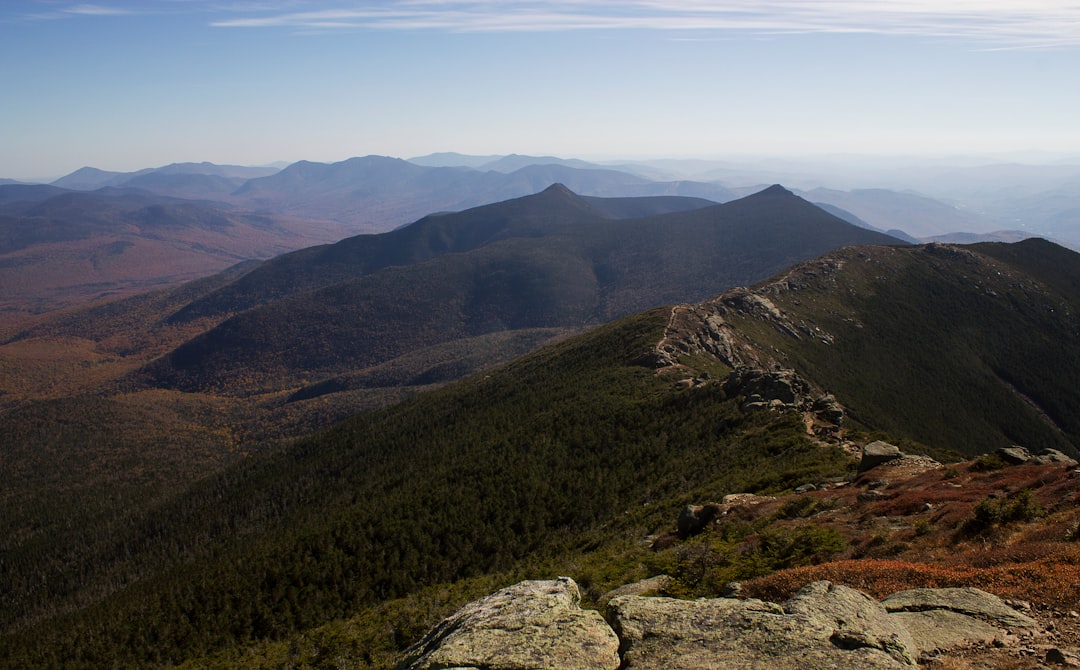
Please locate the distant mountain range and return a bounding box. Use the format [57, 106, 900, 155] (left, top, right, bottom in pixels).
[46, 155, 736, 229]
[228, 156, 737, 230]
[2, 158, 738, 323]
[0, 184, 899, 417]
[3, 153, 1075, 330]
[44, 154, 1076, 249]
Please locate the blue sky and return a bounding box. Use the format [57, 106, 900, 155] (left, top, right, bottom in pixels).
[3, 1, 1080, 180]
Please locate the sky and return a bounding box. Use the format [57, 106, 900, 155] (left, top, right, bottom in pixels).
[2, 1, 1080, 180]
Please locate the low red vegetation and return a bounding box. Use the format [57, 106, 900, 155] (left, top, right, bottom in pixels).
[734, 462, 1080, 610]
[854, 463, 1078, 533]
[742, 556, 1080, 610]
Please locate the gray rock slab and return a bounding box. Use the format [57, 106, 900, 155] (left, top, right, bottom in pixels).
[785, 581, 919, 666]
[881, 587, 1038, 630]
[1034, 449, 1079, 466]
[890, 609, 1003, 655]
[997, 445, 1033, 465]
[397, 577, 620, 670]
[859, 440, 903, 472]
[598, 575, 672, 608]
[609, 581, 917, 670]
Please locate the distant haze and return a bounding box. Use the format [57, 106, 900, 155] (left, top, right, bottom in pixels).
[3, 1, 1080, 180]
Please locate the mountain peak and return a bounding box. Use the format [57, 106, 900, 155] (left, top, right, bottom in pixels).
[757, 184, 794, 197]
[541, 182, 576, 197]
[531, 182, 596, 213]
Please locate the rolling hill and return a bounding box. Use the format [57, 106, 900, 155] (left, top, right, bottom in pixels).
[0, 186, 348, 326]
[50, 162, 280, 192]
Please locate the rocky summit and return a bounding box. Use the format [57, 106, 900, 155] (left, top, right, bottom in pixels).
[398, 578, 1042, 670]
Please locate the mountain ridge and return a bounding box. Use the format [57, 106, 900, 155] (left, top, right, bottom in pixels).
[122, 184, 906, 395]
[657, 238, 1080, 456]
[158, 183, 655, 324]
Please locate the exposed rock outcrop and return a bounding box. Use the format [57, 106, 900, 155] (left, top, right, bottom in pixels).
[676, 503, 721, 537]
[859, 440, 903, 472]
[998, 445, 1035, 465]
[996, 445, 1079, 467]
[676, 494, 776, 538]
[1037, 448, 1079, 466]
[857, 440, 942, 477]
[649, 304, 752, 372]
[812, 393, 845, 424]
[882, 587, 1039, 656]
[881, 587, 1039, 630]
[723, 366, 810, 412]
[598, 575, 672, 608]
[652, 302, 846, 433]
[396, 577, 620, 670]
[890, 609, 1007, 656]
[610, 587, 916, 670]
[719, 286, 836, 346]
[400, 579, 1041, 669]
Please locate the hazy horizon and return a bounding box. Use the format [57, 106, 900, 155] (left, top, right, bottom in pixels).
[4, 1, 1080, 180]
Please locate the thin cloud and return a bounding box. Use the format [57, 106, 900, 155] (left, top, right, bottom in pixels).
[65, 4, 133, 16]
[5, 3, 135, 21]
[206, 1, 1080, 46]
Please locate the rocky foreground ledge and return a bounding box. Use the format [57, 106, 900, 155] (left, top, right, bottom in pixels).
[396, 576, 1050, 670]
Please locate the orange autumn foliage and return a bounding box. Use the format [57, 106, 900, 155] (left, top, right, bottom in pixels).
[742, 556, 1080, 610]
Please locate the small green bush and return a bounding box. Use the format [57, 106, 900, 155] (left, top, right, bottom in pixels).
[970, 453, 1007, 472]
[1066, 520, 1080, 542]
[756, 525, 848, 568]
[666, 521, 847, 597]
[777, 496, 832, 519]
[961, 489, 1044, 536]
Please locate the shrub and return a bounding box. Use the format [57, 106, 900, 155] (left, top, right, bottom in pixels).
[777, 495, 832, 519]
[970, 452, 1007, 472]
[665, 521, 847, 597]
[1065, 518, 1080, 542]
[755, 524, 848, 569]
[961, 489, 1044, 536]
